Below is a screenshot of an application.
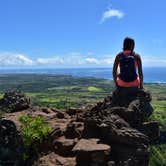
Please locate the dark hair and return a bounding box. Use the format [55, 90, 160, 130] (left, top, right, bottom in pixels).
[123, 37, 135, 51]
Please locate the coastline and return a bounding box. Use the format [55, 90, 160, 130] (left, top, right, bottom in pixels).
[0, 67, 166, 84]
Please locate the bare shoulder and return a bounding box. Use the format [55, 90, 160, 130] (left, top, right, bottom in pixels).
[134, 53, 142, 61]
[116, 52, 122, 59]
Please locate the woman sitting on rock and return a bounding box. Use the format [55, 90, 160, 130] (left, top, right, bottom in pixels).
[113, 37, 143, 89]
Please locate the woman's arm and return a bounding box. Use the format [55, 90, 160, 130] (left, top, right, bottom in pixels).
[136, 54, 144, 89]
[113, 54, 120, 87]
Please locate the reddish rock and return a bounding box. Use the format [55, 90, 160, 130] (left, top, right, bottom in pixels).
[53, 136, 78, 156]
[41, 108, 52, 114]
[51, 108, 67, 119]
[65, 122, 84, 139]
[56, 111, 65, 119]
[34, 152, 76, 166]
[73, 139, 110, 166]
[66, 108, 77, 116]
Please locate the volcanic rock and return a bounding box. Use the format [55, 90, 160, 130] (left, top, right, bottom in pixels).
[73, 139, 110, 166]
[34, 152, 76, 166]
[0, 119, 24, 165]
[0, 91, 31, 112]
[65, 122, 84, 139]
[53, 136, 78, 156]
[0, 89, 160, 166]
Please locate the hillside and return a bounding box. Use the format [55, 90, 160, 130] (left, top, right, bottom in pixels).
[0, 74, 165, 166]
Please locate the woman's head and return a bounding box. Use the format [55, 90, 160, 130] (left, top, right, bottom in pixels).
[123, 37, 135, 51]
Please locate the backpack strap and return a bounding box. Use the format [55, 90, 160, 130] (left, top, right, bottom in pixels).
[118, 52, 124, 58]
[131, 51, 135, 57]
[130, 51, 136, 62]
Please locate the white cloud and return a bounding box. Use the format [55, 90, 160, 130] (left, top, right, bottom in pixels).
[102, 57, 114, 65]
[101, 8, 124, 23]
[38, 55, 166, 67]
[0, 52, 116, 67]
[63, 55, 85, 65]
[142, 57, 166, 67]
[36, 57, 64, 65]
[85, 58, 99, 64]
[0, 52, 33, 66]
[15, 54, 33, 65]
[1, 51, 165, 68]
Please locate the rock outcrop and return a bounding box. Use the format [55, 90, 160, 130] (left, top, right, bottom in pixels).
[0, 91, 31, 112]
[0, 89, 160, 166]
[0, 119, 24, 165]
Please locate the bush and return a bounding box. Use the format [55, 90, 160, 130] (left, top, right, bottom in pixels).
[19, 115, 51, 146]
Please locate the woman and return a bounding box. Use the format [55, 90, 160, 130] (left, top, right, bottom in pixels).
[113, 37, 143, 89]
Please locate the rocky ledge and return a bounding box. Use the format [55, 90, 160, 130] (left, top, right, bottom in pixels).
[0, 88, 160, 166]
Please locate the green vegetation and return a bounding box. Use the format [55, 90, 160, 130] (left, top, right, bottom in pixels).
[0, 74, 165, 165]
[0, 74, 114, 109]
[150, 144, 166, 166]
[88, 86, 103, 92]
[149, 101, 166, 130]
[19, 115, 51, 146]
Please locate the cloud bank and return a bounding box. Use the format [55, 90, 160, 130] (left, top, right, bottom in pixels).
[0, 52, 114, 68]
[0, 52, 33, 66]
[0, 52, 165, 68]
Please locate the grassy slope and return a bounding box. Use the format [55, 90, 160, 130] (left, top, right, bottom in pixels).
[143, 84, 166, 166]
[0, 74, 165, 165]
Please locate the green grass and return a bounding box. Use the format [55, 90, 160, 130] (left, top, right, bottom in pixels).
[0, 93, 3, 99]
[150, 144, 166, 166]
[88, 86, 103, 92]
[150, 101, 166, 131]
[149, 100, 166, 166]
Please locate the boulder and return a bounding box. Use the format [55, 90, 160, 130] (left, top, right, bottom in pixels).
[111, 87, 140, 107]
[65, 122, 84, 139]
[0, 91, 31, 112]
[83, 89, 153, 166]
[66, 108, 77, 116]
[72, 139, 110, 166]
[53, 136, 78, 156]
[33, 152, 76, 166]
[128, 99, 153, 123]
[111, 144, 149, 166]
[139, 122, 160, 142]
[0, 119, 24, 165]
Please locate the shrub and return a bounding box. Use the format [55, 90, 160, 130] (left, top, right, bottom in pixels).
[19, 115, 51, 146]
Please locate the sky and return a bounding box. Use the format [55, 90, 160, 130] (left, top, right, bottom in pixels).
[0, 0, 165, 68]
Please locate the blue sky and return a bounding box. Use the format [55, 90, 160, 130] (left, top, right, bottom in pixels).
[0, 0, 165, 68]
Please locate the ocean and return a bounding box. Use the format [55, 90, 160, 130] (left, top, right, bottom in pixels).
[0, 67, 166, 83]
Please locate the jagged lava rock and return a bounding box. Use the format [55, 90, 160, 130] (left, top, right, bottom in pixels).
[65, 122, 84, 139]
[82, 88, 159, 166]
[139, 121, 160, 142]
[0, 91, 31, 112]
[0, 89, 161, 166]
[0, 119, 24, 165]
